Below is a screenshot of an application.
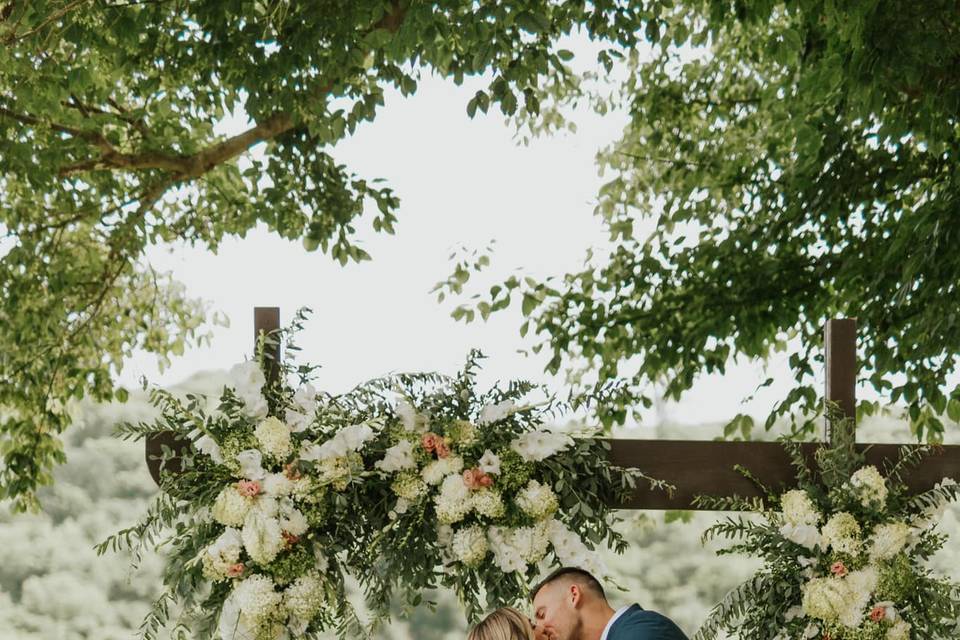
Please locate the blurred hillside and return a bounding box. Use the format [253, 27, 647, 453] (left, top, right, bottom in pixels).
[1, 371, 956, 639]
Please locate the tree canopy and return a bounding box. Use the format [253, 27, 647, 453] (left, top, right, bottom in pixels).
[443, 0, 960, 440]
[0, 0, 656, 510]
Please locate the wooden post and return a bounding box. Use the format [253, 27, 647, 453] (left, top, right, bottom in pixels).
[254, 307, 281, 385]
[824, 318, 857, 444]
[146, 306, 281, 486]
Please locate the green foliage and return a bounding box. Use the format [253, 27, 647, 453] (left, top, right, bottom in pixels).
[0, 0, 660, 510]
[438, 0, 960, 441]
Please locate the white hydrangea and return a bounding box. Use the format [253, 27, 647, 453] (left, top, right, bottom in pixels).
[515, 479, 559, 521]
[886, 619, 911, 640]
[279, 506, 309, 537]
[293, 383, 318, 415]
[781, 490, 821, 526]
[478, 449, 501, 475]
[838, 567, 877, 627]
[254, 417, 292, 460]
[375, 440, 416, 473]
[451, 525, 489, 566]
[436, 473, 472, 524]
[869, 522, 911, 561]
[283, 571, 326, 621]
[229, 361, 269, 419]
[471, 489, 505, 518]
[801, 576, 847, 622]
[849, 466, 889, 508]
[478, 399, 517, 425]
[202, 528, 242, 580]
[510, 430, 573, 462]
[261, 473, 293, 498]
[510, 523, 550, 564]
[232, 574, 282, 631]
[821, 512, 862, 556]
[213, 486, 253, 527]
[241, 512, 285, 565]
[391, 472, 428, 501]
[421, 456, 464, 486]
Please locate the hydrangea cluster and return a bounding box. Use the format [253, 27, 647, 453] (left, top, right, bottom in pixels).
[115, 350, 640, 640]
[701, 447, 960, 640]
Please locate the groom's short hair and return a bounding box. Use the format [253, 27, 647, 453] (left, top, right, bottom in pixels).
[531, 567, 606, 601]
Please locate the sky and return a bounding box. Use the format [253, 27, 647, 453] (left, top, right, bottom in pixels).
[118, 34, 816, 432]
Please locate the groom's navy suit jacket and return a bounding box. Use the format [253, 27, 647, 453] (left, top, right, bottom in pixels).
[606, 604, 689, 640]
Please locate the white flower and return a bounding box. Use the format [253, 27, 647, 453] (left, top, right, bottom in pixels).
[781, 490, 820, 527]
[471, 489, 505, 518]
[375, 440, 416, 473]
[849, 466, 889, 508]
[478, 399, 516, 425]
[515, 479, 559, 521]
[478, 449, 501, 475]
[301, 423, 375, 463]
[191, 430, 224, 464]
[293, 383, 318, 415]
[869, 522, 911, 561]
[241, 511, 285, 565]
[780, 523, 823, 550]
[213, 486, 253, 527]
[218, 590, 257, 640]
[801, 576, 847, 622]
[802, 623, 820, 639]
[487, 526, 527, 573]
[784, 605, 804, 622]
[313, 547, 329, 573]
[421, 456, 464, 485]
[437, 524, 454, 547]
[451, 525, 489, 566]
[436, 473, 472, 524]
[262, 473, 293, 498]
[886, 619, 911, 640]
[285, 409, 311, 433]
[229, 361, 269, 419]
[283, 571, 325, 621]
[232, 574, 282, 630]
[821, 512, 862, 556]
[255, 417, 292, 460]
[279, 507, 308, 537]
[391, 472, 427, 501]
[396, 399, 428, 432]
[546, 518, 607, 578]
[236, 449, 267, 481]
[203, 528, 242, 579]
[510, 430, 573, 462]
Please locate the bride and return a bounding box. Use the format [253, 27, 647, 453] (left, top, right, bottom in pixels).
[468, 607, 542, 640]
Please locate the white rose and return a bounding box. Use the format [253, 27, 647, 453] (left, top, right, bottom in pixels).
[235, 449, 267, 481]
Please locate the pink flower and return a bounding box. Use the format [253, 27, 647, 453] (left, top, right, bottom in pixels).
[421, 432, 442, 453]
[870, 606, 886, 623]
[236, 480, 261, 497]
[830, 561, 848, 577]
[283, 463, 301, 480]
[226, 563, 245, 578]
[462, 468, 493, 490]
[282, 531, 300, 547]
[435, 441, 451, 459]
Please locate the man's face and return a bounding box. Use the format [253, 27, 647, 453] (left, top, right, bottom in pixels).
[533, 581, 581, 640]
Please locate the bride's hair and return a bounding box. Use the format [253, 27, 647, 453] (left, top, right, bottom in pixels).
[467, 606, 535, 640]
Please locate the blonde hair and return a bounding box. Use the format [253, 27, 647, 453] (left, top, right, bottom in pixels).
[467, 606, 535, 640]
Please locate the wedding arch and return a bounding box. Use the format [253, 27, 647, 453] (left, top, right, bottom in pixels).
[119, 306, 960, 640]
[145, 308, 960, 508]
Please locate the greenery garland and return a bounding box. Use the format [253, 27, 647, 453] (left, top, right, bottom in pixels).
[695, 428, 960, 640]
[99, 312, 659, 639]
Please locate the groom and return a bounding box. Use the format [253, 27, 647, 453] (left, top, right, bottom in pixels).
[531, 567, 689, 640]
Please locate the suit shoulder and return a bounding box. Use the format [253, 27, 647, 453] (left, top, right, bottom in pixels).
[610, 607, 689, 640]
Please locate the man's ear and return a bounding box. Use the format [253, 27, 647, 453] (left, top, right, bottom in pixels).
[568, 584, 583, 608]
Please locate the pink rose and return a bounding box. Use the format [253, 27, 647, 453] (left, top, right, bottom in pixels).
[236, 480, 261, 497]
[226, 563, 245, 578]
[435, 441, 451, 458]
[869, 606, 886, 623]
[421, 432, 442, 453]
[282, 531, 300, 547]
[462, 468, 492, 490]
[830, 561, 848, 577]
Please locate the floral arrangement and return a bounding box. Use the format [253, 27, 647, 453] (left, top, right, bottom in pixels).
[694, 431, 960, 640]
[100, 315, 654, 640]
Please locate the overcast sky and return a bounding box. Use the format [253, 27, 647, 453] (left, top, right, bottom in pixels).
[118, 34, 820, 431]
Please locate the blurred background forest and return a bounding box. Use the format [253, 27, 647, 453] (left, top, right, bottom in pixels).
[1, 371, 956, 640]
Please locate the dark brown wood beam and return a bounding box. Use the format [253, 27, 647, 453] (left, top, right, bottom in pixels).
[606, 439, 960, 510]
